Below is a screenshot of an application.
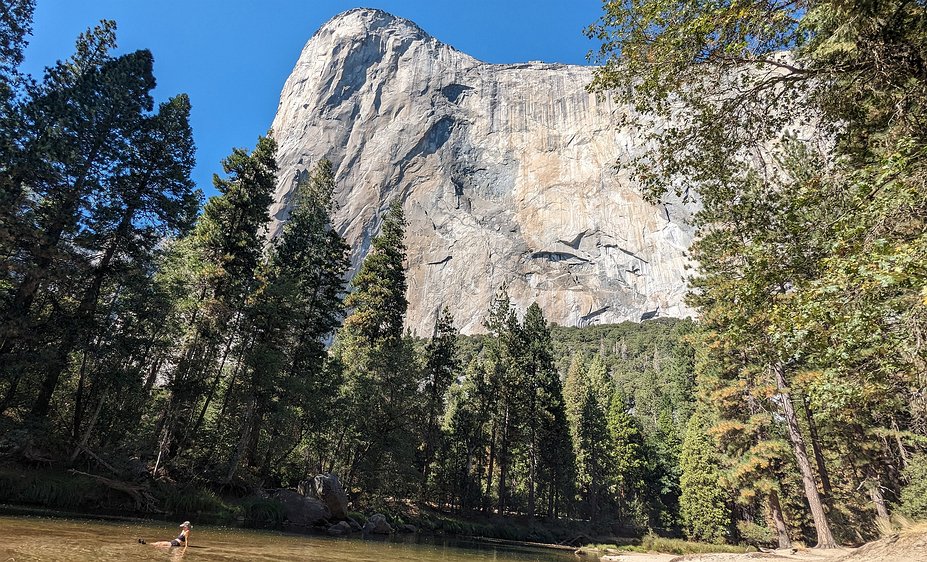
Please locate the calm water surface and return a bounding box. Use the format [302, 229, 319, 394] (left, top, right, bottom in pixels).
[0, 516, 577, 562]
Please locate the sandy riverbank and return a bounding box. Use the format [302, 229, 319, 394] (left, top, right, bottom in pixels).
[598, 530, 927, 562]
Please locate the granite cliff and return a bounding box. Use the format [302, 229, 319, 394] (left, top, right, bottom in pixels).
[268, 8, 695, 334]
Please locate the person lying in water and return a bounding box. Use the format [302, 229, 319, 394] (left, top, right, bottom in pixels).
[139, 521, 191, 548]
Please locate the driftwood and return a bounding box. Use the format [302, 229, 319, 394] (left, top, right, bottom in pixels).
[73, 445, 120, 476]
[559, 534, 595, 547]
[474, 536, 579, 552]
[68, 469, 159, 512]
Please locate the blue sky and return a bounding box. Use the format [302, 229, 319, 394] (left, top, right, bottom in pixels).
[23, 1, 604, 198]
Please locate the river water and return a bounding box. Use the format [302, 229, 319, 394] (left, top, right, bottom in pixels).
[0, 516, 577, 562]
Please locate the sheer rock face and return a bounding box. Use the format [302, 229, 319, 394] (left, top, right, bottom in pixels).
[269, 8, 695, 335]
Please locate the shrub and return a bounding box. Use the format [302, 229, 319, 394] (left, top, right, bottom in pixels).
[736, 520, 775, 547]
[240, 497, 285, 529]
[900, 453, 927, 520]
[639, 532, 753, 555]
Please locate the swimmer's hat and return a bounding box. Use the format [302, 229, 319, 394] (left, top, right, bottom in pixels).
[180, 521, 191, 528]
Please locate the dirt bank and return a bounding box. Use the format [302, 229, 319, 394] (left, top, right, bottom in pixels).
[599, 531, 927, 562]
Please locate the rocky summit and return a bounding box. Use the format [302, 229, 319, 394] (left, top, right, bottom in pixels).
[268, 8, 695, 334]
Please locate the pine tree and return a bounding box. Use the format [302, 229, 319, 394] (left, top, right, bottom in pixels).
[341, 198, 407, 343]
[335, 199, 417, 496]
[679, 407, 731, 544]
[481, 287, 527, 515]
[523, 303, 575, 518]
[574, 381, 611, 519]
[0, 0, 34, 194]
[439, 358, 494, 511]
[606, 388, 646, 524]
[154, 135, 277, 473]
[419, 306, 459, 499]
[219, 159, 349, 483]
[1, 22, 160, 413]
[32, 94, 200, 420]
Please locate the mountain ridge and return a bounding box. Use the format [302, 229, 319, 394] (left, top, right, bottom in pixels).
[268, 8, 696, 334]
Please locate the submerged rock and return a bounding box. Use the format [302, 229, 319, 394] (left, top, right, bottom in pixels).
[363, 513, 393, 535]
[327, 520, 353, 535]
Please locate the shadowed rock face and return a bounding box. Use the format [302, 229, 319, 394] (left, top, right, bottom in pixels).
[269, 8, 695, 335]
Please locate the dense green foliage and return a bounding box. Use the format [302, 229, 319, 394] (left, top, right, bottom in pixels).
[679, 409, 731, 544]
[588, 0, 927, 548]
[900, 453, 927, 520]
[449, 317, 696, 529]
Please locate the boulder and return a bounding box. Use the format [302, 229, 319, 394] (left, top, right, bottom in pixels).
[363, 513, 393, 535]
[347, 518, 363, 532]
[399, 524, 418, 534]
[313, 473, 349, 520]
[270, 489, 330, 528]
[327, 521, 353, 536]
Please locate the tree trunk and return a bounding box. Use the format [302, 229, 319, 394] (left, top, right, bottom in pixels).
[497, 405, 510, 516]
[245, 406, 263, 467]
[768, 488, 792, 549]
[802, 396, 832, 497]
[865, 466, 890, 519]
[773, 363, 837, 548]
[31, 206, 136, 419]
[528, 424, 537, 518]
[226, 398, 256, 482]
[548, 475, 556, 519]
[191, 315, 241, 434]
[484, 421, 496, 514]
[70, 395, 106, 463]
[892, 418, 909, 467]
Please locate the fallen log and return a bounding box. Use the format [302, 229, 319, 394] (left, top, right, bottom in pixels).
[67, 469, 159, 512]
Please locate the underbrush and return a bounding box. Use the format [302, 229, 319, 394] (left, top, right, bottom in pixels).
[355, 500, 597, 543]
[157, 483, 239, 523]
[239, 496, 286, 529]
[580, 532, 755, 556]
[0, 468, 109, 511]
[0, 466, 284, 527]
[876, 513, 926, 537]
[626, 532, 754, 554]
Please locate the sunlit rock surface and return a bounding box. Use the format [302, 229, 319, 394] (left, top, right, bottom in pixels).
[268, 8, 695, 334]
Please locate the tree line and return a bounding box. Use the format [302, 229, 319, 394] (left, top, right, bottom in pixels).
[0, 5, 689, 532]
[2, 0, 926, 549]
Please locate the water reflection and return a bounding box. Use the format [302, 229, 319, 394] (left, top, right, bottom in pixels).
[0, 515, 576, 562]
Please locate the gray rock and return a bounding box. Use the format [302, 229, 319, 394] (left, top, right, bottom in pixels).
[327, 520, 353, 535]
[268, 8, 697, 335]
[312, 473, 349, 520]
[399, 524, 418, 534]
[347, 518, 362, 532]
[270, 489, 331, 527]
[363, 513, 393, 535]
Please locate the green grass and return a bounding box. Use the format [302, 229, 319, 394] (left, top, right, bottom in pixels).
[0, 468, 111, 511]
[0, 466, 269, 526]
[604, 532, 754, 555]
[239, 497, 285, 529]
[347, 510, 367, 524]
